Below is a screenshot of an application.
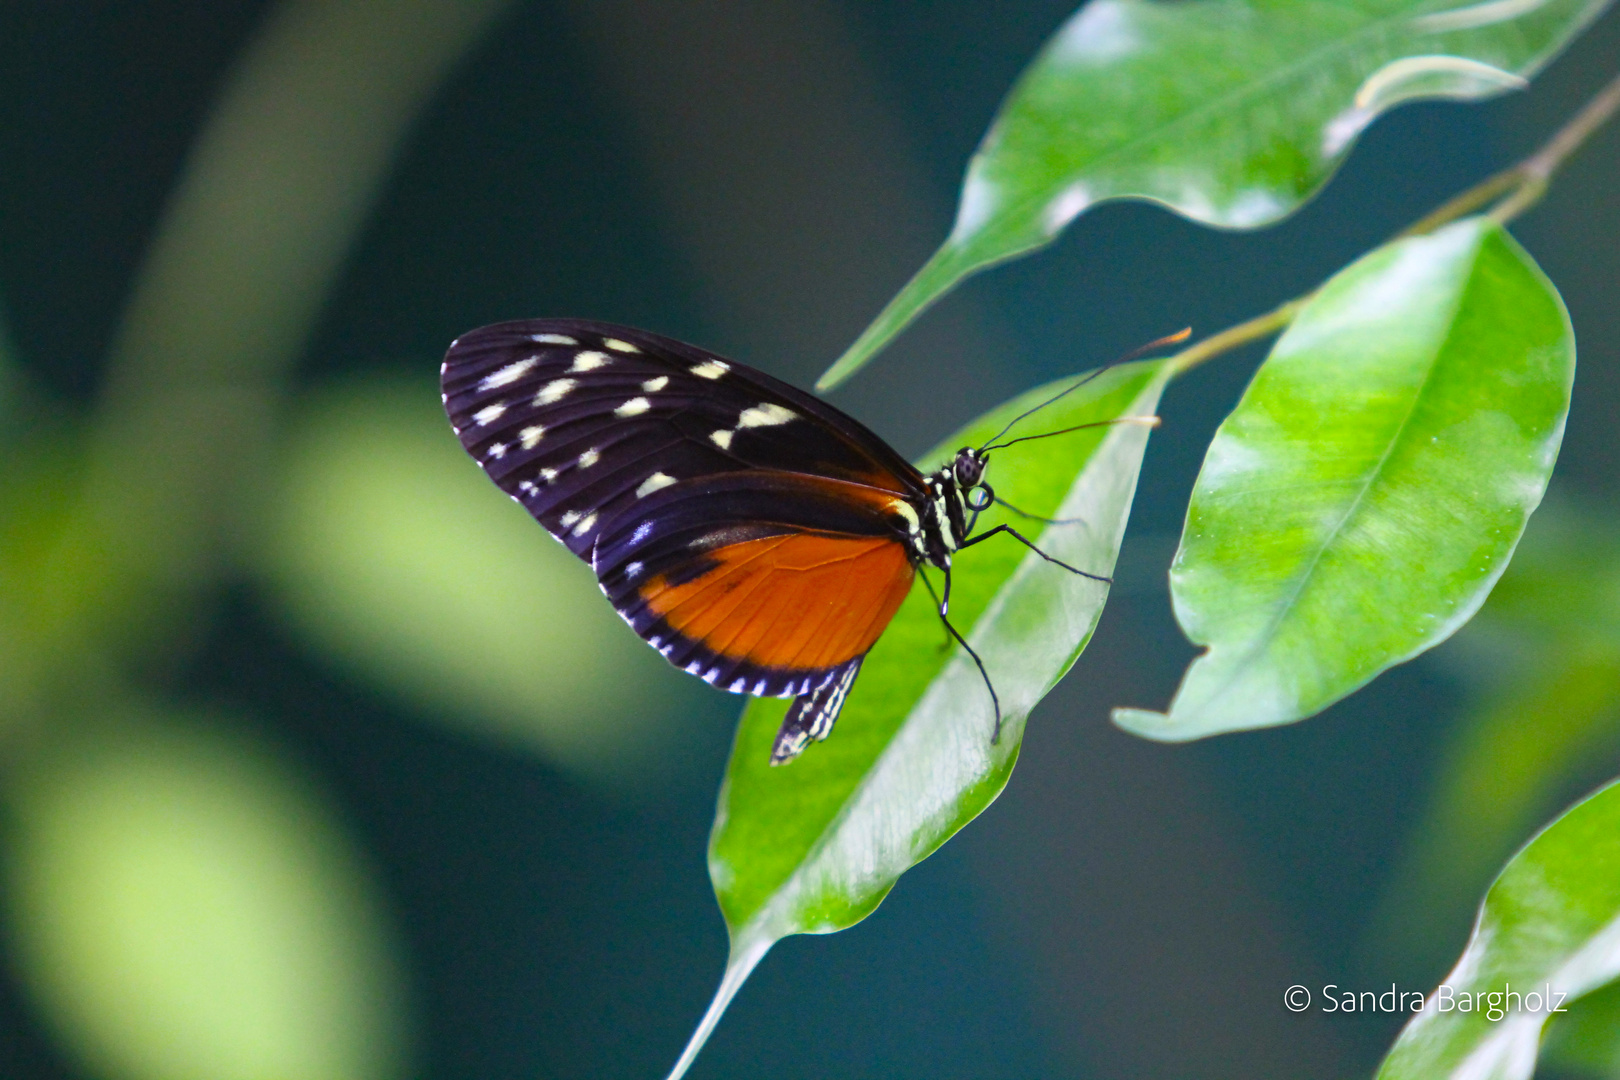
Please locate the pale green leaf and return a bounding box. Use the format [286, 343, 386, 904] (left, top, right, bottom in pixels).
[1116, 217, 1573, 741]
[1377, 777, 1620, 1080]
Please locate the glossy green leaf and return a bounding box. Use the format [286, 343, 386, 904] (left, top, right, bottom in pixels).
[1377, 777, 1620, 1080]
[662, 360, 1168, 1080]
[1116, 218, 1573, 741]
[819, 0, 1608, 389]
[3, 711, 410, 1080]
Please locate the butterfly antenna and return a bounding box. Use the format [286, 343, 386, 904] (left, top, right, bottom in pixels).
[976, 327, 1190, 453]
[982, 414, 1160, 453]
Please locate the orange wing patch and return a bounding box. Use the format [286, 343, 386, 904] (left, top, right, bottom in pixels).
[641, 532, 915, 673]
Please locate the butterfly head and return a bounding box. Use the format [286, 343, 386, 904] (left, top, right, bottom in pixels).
[952, 446, 987, 489]
[952, 447, 995, 514]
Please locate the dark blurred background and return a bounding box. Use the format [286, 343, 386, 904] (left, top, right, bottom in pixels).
[1, 2, 1618, 1078]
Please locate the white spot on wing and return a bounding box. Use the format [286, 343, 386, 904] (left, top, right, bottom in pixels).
[737, 402, 796, 428]
[487, 442, 507, 459]
[480, 358, 538, 390]
[560, 510, 582, 527]
[632, 520, 654, 544]
[540, 467, 558, 483]
[710, 429, 734, 450]
[636, 472, 676, 498]
[569, 351, 610, 372]
[571, 512, 597, 536]
[629, 563, 646, 581]
[578, 447, 600, 468]
[536, 379, 576, 404]
[519, 425, 544, 449]
[691, 359, 729, 379]
[614, 397, 651, 417]
[473, 402, 507, 426]
[531, 333, 577, 345]
[642, 376, 669, 392]
[729, 678, 748, 692]
[685, 661, 703, 675]
[603, 337, 640, 353]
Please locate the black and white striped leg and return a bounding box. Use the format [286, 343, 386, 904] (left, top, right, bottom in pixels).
[959, 523, 1112, 584]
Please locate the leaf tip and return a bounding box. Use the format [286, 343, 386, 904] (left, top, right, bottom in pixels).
[1110, 706, 1192, 742]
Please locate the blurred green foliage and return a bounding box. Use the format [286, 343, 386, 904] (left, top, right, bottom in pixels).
[3, 713, 409, 1080]
[260, 377, 703, 784]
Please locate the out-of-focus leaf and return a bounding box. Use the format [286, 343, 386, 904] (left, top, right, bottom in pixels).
[258, 377, 711, 786]
[665, 361, 1169, 1079]
[819, 0, 1608, 389]
[82, 0, 514, 654]
[1364, 504, 1620, 985]
[2, 711, 409, 1080]
[1377, 778, 1620, 1080]
[1116, 218, 1573, 741]
[1543, 978, 1620, 1076]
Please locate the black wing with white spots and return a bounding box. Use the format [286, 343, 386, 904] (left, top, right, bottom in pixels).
[440, 319, 924, 562]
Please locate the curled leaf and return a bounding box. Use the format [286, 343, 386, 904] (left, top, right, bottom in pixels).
[820, 0, 1606, 388]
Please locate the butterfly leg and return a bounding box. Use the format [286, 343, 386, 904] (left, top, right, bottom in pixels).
[918, 569, 954, 650]
[959, 523, 1112, 584]
[993, 496, 1086, 526]
[934, 564, 1004, 742]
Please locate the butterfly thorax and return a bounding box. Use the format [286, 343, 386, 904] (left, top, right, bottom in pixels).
[908, 447, 991, 572]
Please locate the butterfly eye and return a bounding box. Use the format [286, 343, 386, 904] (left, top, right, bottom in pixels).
[953, 448, 986, 488]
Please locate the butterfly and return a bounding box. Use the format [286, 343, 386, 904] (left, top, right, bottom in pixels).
[441, 320, 1169, 764]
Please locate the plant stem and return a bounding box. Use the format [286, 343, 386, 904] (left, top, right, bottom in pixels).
[1169, 298, 1307, 375]
[1169, 69, 1620, 376]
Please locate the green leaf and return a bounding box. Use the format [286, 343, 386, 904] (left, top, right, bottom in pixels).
[665, 360, 1169, 1080]
[818, 0, 1608, 389]
[1116, 218, 1573, 742]
[1542, 978, 1620, 1076]
[1376, 777, 1620, 1080]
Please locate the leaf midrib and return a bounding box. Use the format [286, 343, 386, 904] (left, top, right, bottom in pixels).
[1201, 230, 1481, 706]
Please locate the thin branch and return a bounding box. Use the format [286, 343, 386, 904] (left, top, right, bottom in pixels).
[1170, 297, 1307, 375]
[1168, 69, 1620, 378]
[1491, 69, 1620, 224]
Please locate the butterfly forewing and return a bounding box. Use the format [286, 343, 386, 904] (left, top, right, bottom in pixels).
[441, 319, 921, 559]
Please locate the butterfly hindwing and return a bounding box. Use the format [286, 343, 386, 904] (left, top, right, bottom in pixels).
[593, 471, 915, 699]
